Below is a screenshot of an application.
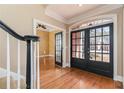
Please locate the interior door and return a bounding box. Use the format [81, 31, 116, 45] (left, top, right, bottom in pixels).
[55, 32, 63, 66]
[71, 23, 113, 78]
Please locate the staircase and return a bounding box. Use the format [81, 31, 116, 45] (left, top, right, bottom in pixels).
[0, 20, 40, 89]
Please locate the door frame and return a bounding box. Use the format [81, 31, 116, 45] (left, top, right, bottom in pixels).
[68, 14, 118, 80]
[123, 5, 124, 88]
[33, 18, 67, 68]
[70, 23, 113, 78]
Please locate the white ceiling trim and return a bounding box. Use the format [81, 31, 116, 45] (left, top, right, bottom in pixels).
[45, 7, 67, 24]
[68, 4, 123, 24]
[45, 5, 123, 25]
[70, 14, 115, 29]
[36, 27, 56, 32]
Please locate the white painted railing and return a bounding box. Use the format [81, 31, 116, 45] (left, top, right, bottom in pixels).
[4, 33, 40, 89]
[6, 34, 24, 89]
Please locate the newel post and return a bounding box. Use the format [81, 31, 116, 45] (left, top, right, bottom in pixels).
[24, 35, 39, 89]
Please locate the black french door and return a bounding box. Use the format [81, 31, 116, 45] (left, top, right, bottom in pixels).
[55, 32, 63, 66]
[71, 23, 113, 78]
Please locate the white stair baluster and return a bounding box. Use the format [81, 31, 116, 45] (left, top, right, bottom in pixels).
[37, 42, 40, 89]
[7, 33, 10, 89]
[30, 40, 34, 89]
[17, 40, 20, 89]
[33, 42, 36, 89]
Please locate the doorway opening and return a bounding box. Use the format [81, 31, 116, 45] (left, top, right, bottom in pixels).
[33, 19, 66, 70]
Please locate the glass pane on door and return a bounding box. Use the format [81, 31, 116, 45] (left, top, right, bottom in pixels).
[76, 32, 81, 38]
[72, 39, 76, 45]
[76, 52, 80, 58]
[90, 29, 95, 37]
[103, 36, 109, 44]
[103, 26, 110, 35]
[96, 37, 102, 44]
[96, 45, 102, 53]
[90, 52, 95, 60]
[103, 45, 110, 53]
[96, 53, 102, 61]
[72, 33, 76, 38]
[72, 46, 76, 52]
[71, 31, 85, 59]
[81, 31, 85, 38]
[103, 54, 109, 62]
[96, 28, 102, 36]
[90, 45, 95, 53]
[90, 37, 95, 44]
[72, 52, 76, 58]
[55, 32, 62, 66]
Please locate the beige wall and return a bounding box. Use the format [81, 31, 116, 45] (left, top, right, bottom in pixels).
[49, 31, 55, 55]
[36, 29, 61, 56]
[67, 7, 123, 77]
[36, 30, 49, 56]
[49, 30, 61, 56]
[0, 5, 66, 78]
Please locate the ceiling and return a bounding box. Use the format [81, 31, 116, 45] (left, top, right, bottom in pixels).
[43, 4, 123, 30]
[45, 4, 105, 23]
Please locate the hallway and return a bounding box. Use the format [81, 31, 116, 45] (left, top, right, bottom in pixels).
[40, 57, 122, 89]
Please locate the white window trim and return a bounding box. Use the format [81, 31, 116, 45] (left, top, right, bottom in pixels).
[68, 14, 118, 81]
[71, 19, 113, 31]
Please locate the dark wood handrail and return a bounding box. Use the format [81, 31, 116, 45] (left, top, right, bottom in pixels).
[0, 20, 39, 89]
[0, 20, 39, 42]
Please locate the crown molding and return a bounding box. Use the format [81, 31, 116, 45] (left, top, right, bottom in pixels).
[45, 5, 123, 25]
[45, 7, 67, 24]
[67, 4, 123, 24]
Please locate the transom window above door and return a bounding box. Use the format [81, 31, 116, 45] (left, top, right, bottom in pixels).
[71, 18, 113, 31]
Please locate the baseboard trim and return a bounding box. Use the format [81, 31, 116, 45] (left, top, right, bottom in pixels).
[113, 75, 123, 82]
[66, 62, 71, 67]
[65, 63, 123, 82]
[0, 68, 25, 80]
[116, 75, 123, 82]
[39, 55, 54, 57]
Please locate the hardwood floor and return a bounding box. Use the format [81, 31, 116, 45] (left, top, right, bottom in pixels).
[40, 57, 122, 89]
